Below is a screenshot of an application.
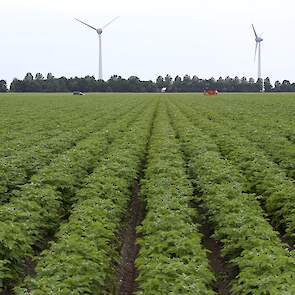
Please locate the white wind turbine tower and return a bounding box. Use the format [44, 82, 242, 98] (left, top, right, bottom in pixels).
[75, 17, 119, 80]
[252, 24, 263, 80]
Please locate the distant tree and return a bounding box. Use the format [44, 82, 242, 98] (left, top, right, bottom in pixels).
[10, 78, 23, 92]
[207, 77, 217, 90]
[47, 73, 54, 80]
[241, 77, 248, 84]
[164, 74, 173, 88]
[32, 73, 45, 91]
[56, 77, 69, 92]
[232, 76, 240, 91]
[96, 80, 107, 92]
[216, 77, 224, 91]
[173, 75, 182, 92]
[35, 73, 44, 80]
[85, 75, 98, 92]
[240, 77, 249, 92]
[264, 77, 272, 92]
[141, 80, 157, 92]
[248, 77, 257, 92]
[67, 77, 80, 92]
[274, 80, 281, 92]
[8, 72, 295, 93]
[44, 79, 58, 92]
[224, 76, 234, 92]
[192, 75, 201, 84]
[20, 72, 38, 91]
[280, 80, 291, 92]
[191, 76, 203, 92]
[0, 80, 7, 92]
[256, 78, 264, 92]
[21, 73, 41, 91]
[182, 75, 192, 92]
[127, 76, 141, 92]
[108, 75, 128, 92]
[156, 76, 165, 90]
[24, 72, 34, 81]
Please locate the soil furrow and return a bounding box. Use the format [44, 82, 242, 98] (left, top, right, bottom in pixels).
[199, 221, 234, 295]
[166, 100, 234, 295]
[116, 100, 158, 295]
[117, 181, 145, 295]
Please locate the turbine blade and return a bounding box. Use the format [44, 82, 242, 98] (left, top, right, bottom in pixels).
[102, 16, 119, 30]
[75, 18, 97, 31]
[252, 24, 258, 38]
[254, 42, 258, 62]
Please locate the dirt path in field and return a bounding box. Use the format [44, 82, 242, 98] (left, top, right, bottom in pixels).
[190, 193, 234, 295]
[117, 180, 145, 295]
[276, 228, 294, 251]
[116, 102, 158, 295]
[199, 221, 234, 295]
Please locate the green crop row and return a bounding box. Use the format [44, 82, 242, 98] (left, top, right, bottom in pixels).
[173, 100, 295, 243]
[0, 94, 125, 145]
[0, 97, 91, 149]
[0, 95, 138, 157]
[0, 100, 139, 203]
[216, 101, 295, 176]
[0, 102, 147, 291]
[235, 125, 295, 179]
[16, 100, 157, 294]
[135, 102, 215, 295]
[183, 93, 295, 142]
[0, 110, 94, 156]
[178, 96, 295, 179]
[167, 102, 295, 294]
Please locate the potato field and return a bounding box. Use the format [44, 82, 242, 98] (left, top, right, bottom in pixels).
[0, 93, 295, 295]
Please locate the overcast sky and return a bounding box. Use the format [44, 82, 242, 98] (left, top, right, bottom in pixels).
[1, 0, 294, 84]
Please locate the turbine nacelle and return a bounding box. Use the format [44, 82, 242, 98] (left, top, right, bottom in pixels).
[75, 17, 119, 35]
[255, 37, 263, 43]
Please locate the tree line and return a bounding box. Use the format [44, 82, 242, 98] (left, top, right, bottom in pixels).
[1, 73, 295, 93]
[0, 80, 7, 92]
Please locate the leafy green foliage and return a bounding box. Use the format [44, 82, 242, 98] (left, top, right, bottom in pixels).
[0, 96, 140, 204]
[173, 98, 295, 244]
[168, 102, 295, 294]
[16, 101, 156, 294]
[1, 93, 295, 294]
[135, 103, 215, 294]
[0, 100, 149, 290]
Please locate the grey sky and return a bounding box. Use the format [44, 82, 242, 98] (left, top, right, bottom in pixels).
[1, 0, 295, 84]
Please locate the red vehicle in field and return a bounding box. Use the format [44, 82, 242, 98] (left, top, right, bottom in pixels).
[204, 89, 218, 96]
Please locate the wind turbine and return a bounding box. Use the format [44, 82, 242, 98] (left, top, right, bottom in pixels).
[75, 16, 119, 80]
[252, 24, 263, 80]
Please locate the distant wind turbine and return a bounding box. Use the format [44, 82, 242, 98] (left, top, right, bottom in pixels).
[75, 16, 119, 80]
[252, 24, 263, 80]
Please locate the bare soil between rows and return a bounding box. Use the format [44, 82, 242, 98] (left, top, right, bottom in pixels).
[117, 181, 145, 295]
[200, 222, 234, 295]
